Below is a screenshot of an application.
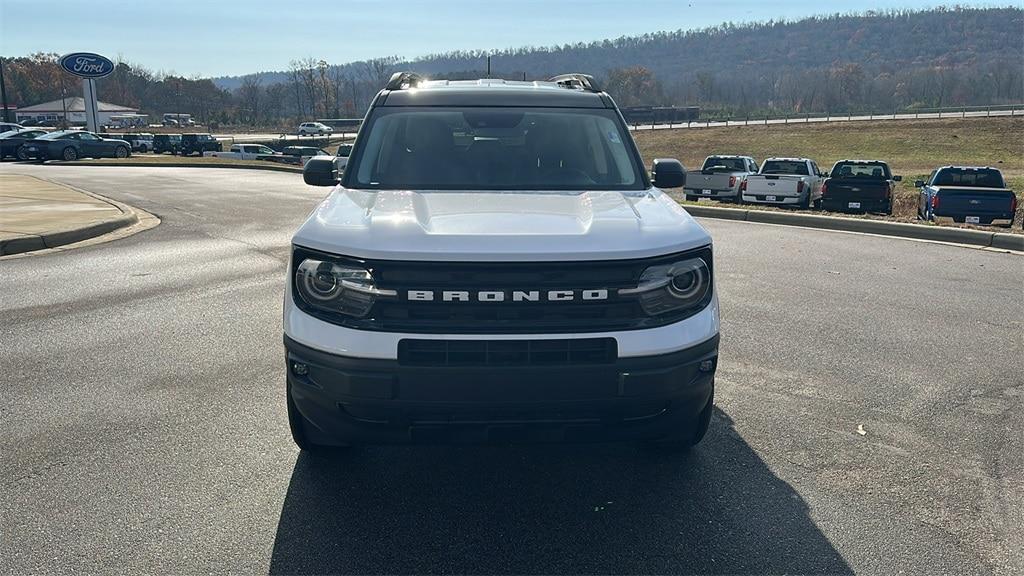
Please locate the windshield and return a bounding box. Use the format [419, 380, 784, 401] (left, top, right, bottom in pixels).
[933, 168, 1004, 188]
[761, 160, 809, 175]
[347, 107, 644, 191]
[831, 162, 891, 179]
[702, 157, 747, 172]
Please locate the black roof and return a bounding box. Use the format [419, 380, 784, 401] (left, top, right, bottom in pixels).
[379, 79, 611, 109]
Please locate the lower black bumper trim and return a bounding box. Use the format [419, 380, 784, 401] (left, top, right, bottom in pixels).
[284, 334, 719, 445]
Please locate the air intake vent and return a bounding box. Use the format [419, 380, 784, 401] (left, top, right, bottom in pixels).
[398, 338, 617, 367]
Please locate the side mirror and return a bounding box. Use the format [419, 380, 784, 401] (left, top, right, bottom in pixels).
[303, 155, 340, 187]
[914, 180, 925, 188]
[652, 158, 686, 189]
[893, 175, 902, 182]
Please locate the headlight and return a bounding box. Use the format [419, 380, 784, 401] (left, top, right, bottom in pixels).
[619, 256, 712, 315]
[294, 257, 395, 318]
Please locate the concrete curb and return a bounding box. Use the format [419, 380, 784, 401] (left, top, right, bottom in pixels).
[47, 160, 303, 174]
[0, 182, 141, 257]
[684, 204, 1023, 251]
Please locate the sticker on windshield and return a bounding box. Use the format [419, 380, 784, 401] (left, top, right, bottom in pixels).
[607, 131, 621, 144]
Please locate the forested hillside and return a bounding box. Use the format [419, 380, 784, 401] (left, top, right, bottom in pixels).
[3, 7, 1021, 128]
[216, 7, 1024, 119]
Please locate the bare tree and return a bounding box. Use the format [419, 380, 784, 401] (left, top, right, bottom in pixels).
[362, 56, 402, 90]
[238, 73, 262, 125]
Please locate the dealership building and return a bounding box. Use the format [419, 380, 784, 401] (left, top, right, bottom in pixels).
[15, 97, 139, 126]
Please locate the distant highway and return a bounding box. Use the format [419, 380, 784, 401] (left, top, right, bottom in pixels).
[213, 132, 357, 144]
[629, 107, 1022, 131]
[213, 108, 1022, 141]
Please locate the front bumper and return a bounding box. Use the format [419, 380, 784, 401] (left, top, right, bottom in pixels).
[285, 334, 718, 445]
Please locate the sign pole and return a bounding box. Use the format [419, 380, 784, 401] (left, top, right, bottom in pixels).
[83, 78, 100, 131]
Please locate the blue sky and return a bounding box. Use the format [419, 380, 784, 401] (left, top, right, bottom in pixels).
[0, 1, 998, 77]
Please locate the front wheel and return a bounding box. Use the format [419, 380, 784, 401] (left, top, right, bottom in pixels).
[16, 146, 29, 161]
[114, 146, 129, 159]
[62, 146, 79, 161]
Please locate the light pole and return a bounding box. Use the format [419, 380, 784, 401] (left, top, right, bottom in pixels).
[0, 57, 10, 123]
[317, 60, 328, 119]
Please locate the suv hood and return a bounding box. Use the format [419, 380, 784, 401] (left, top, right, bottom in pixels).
[292, 188, 711, 261]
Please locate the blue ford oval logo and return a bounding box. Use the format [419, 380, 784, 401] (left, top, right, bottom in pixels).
[59, 52, 114, 79]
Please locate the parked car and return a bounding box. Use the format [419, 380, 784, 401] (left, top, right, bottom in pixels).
[917, 166, 1017, 227]
[178, 133, 221, 156]
[205, 143, 279, 160]
[301, 142, 354, 182]
[0, 122, 23, 134]
[0, 128, 48, 160]
[743, 157, 826, 208]
[820, 160, 901, 214]
[298, 122, 333, 136]
[684, 155, 758, 202]
[114, 133, 155, 153]
[276, 146, 330, 165]
[22, 130, 131, 161]
[153, 134, 182, 154]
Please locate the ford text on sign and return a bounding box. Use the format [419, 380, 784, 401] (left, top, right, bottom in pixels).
[59, 53, 115, 79]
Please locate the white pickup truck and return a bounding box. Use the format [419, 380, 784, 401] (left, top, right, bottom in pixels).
[684, 155, 758, 203]
[204, 143, 280, 161]
[743, 157, 826, 209]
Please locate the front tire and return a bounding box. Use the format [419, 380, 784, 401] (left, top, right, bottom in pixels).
[62, 146, 78, 161]
[16, 146, 29, 161]
[114, 146, 129, 159]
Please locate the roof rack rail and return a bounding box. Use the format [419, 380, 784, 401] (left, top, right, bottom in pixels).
[385, 72, 425, 91]
[548, 73, 601, 92]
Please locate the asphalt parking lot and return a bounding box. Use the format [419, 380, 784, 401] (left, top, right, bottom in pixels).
[1, 165, 1022, 575]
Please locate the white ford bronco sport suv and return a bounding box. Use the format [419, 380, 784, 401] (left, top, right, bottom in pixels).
[285, 73, 720, 451]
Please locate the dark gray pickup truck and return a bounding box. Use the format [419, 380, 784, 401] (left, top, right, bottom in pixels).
[821, 160, 901, 214]
[917, 166, 1017, 227]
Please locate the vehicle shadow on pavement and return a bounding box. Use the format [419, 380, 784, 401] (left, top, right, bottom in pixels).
[269, 409, 851, 575]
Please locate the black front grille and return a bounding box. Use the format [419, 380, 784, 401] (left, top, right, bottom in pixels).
[398, 338, 617, 366]
[292, 246, 713, 333]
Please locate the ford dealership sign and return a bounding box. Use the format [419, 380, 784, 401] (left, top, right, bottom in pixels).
[59, 53, 114, 79]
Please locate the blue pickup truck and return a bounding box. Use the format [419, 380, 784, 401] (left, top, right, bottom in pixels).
[917, 166, 1017, 228]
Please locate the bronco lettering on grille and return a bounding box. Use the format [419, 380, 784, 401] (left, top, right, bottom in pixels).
[405, 289, 609, 302]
